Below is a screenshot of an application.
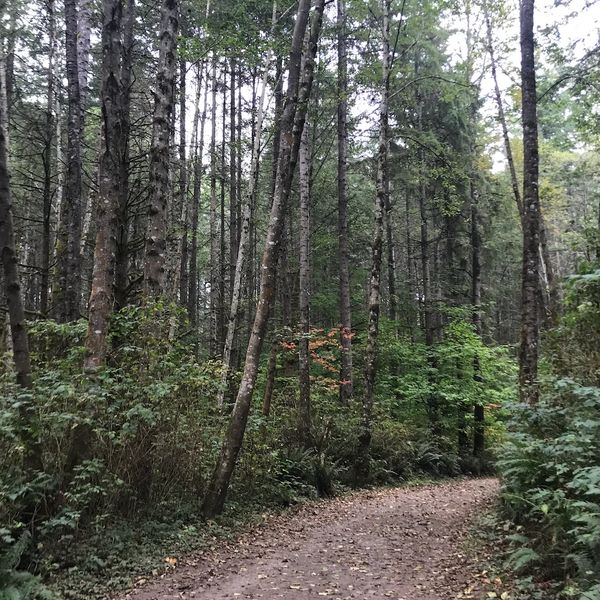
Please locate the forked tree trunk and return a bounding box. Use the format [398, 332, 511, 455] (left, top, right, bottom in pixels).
[519, 0, 541, 404]
[357, 0, 390, 483]
[336, 0, 353, 404]
[143, 0, 178, 298]
[298, 122, 312, 447]
[84, 0, 123, 372]
[201, 0, 324, 518]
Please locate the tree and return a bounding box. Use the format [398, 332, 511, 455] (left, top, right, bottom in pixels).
[201, 0, 325, 518]
[53, 0, 84, 322]
[143, 0, 179, 298]
[336, 0, 353, 404]
[519, 0, 541, 404]
[0, 51, 42, 471]
[357, 0, 391, 482]
[298, 121, 312, 447]
[84, 0, 124, 371]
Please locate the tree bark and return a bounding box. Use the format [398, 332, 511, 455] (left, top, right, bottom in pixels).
[54, 0, 84, 322]
[229, 58, 237, 298]
[384, 188, 397, 321]
[209, 56, 218, 353]
[84, 0, 123, 371]
[143, 0, 178, 298]
[519, 0, 541, 404]
[114, 0, 134, 310]
[336, 0, 353, 404]
[357, 0, 390, 483]
[484, 0, 558, 325]
[201, 0, 324, 518]
[40, 0, 56, 316]
[298, 122, 312, 447]
[471, 182, 484, 457]
[178, 56, 189, 307]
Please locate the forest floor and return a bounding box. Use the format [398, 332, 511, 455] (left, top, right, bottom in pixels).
[119, 478, 509, 600]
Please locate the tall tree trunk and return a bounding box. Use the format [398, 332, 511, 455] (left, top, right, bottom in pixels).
[188, 63, 208, 326]
[0, 56, 42, 472]
[209, 56, 218, 353]
[484, 0, 558, 325]
[218, 67, 227, 350]
[519, 0, 541, 404]
[357, 0, 390, 483]
[201, 0, 324, 518]
[40, 0, 56, 316]
[143, 0, 178, 298]
[84, 0, 123, 371]
[471, 182, 484, 457]
[336, 0, 353, 404]
[179, 57, 189, 307]
[114, 0, 134, 310]
[54, 0, 84, 322]
[229, 58, 237, 297]
[298, 122, 312, 447]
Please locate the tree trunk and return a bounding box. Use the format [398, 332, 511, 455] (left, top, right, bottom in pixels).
[218, 68, 227, 350]
[357, 0, 390, 483]
[485, 0, 558, 326]
[83, 0, 123, 372]
[0, 57, 42, 471]
[40, 0, 56, 316]
[209, 56, 218, 353]
[298, 122, 312, 447]
[471, 181, 484, 457]
[336, 0, 353, 404]
[114, 0, 134, 310]
[519, 0, 541, 404]
[384, 189, 397, 322]
[143, 0, 178, 298]
[201, 0, 323, 518]
[54, 0, 84, 322]
[178, 57, 189, 307]
[188, 62, 208, 326]
[229, 58, 237, 298]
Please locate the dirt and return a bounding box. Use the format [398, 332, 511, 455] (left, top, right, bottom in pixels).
[120, 478, 500, 600]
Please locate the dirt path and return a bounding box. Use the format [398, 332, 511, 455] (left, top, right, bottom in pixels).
[122, 478, 499, 600]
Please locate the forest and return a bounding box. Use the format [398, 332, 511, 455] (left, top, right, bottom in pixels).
[0, 0, 599, 597]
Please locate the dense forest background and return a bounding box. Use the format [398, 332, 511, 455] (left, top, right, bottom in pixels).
[0, 0, 599, 597]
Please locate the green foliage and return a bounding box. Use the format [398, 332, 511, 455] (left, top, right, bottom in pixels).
[499, 264, 600, 597]
[0, 304, 516, 597]
[0, 534, 54, 600]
